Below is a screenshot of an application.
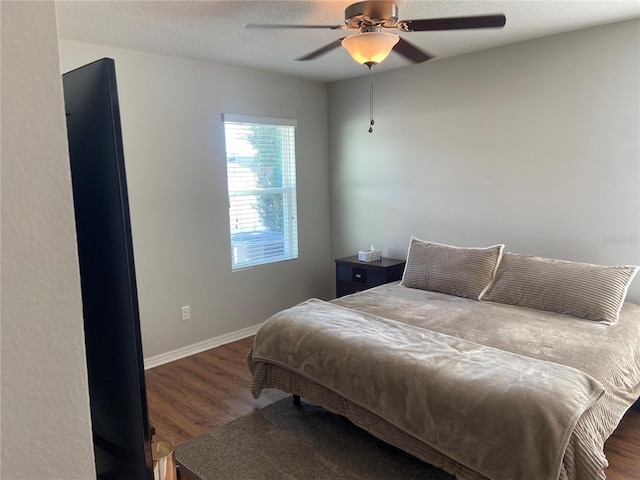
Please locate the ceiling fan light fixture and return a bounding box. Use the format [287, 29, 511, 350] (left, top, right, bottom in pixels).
[342, 31, 400, 67]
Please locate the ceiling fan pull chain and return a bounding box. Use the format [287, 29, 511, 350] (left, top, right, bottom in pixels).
[369, 67, 374, 133]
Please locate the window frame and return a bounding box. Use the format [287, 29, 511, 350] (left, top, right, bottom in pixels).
[222, 113, 299, 271]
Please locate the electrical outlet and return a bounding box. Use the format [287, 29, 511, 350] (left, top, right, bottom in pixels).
[181, 305, 190, 321]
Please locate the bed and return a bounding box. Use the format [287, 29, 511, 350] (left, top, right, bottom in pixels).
[248, 238, 640, 480]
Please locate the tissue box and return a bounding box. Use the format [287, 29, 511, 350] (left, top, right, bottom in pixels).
[358, 249, 382, 262]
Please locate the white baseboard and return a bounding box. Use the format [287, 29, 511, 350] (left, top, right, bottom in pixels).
[144, 323, 262, 370]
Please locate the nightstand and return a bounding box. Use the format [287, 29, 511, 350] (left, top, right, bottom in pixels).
[335, 255, 406, 298]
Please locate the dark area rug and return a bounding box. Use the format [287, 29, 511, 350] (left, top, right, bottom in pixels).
[175, 398, 455, 480]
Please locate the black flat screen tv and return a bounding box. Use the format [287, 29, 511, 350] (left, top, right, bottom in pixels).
[63, 58, 154, 480]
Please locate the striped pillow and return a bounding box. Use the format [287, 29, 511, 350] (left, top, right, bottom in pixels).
[402, 237, 504, 300]
[479, 253, 639, 324]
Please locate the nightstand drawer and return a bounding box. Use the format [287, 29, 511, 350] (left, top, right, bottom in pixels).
[338, 265, 384, 286]
[353, 267, 383, 285]
[353, 268, 366, 283]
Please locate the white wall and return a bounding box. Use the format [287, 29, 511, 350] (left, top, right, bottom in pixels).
[58, 41, 332, 358]
[1, 2, 96, 478]
[329, 19, 640, 304]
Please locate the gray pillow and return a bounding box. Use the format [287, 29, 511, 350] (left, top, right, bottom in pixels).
[479, 252, 639, 324]
[402, 237, 504, 300]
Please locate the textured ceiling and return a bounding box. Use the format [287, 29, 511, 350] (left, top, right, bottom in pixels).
[55, 1, 640, 82]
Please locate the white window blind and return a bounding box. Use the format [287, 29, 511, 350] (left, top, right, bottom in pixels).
[223, 114, 298, 270]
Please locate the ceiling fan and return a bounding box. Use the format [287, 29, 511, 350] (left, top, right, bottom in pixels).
[247, 1, 506, 68]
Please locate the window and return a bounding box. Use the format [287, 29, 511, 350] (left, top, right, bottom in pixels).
[223, 114, 298, 270]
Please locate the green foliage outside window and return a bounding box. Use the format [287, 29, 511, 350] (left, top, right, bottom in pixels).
[247, 125, 284, 233]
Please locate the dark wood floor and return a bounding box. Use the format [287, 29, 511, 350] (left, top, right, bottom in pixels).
[145, 336, 640, 480]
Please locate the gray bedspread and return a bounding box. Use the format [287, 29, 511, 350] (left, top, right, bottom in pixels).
[250, 283, 640, 480]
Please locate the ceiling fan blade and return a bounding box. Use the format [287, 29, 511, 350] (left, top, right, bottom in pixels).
[393, 37, 434, 64]
[296, 38, 345, 61]
[400, 14, 506, 32]
[247, 23, 344, 30]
